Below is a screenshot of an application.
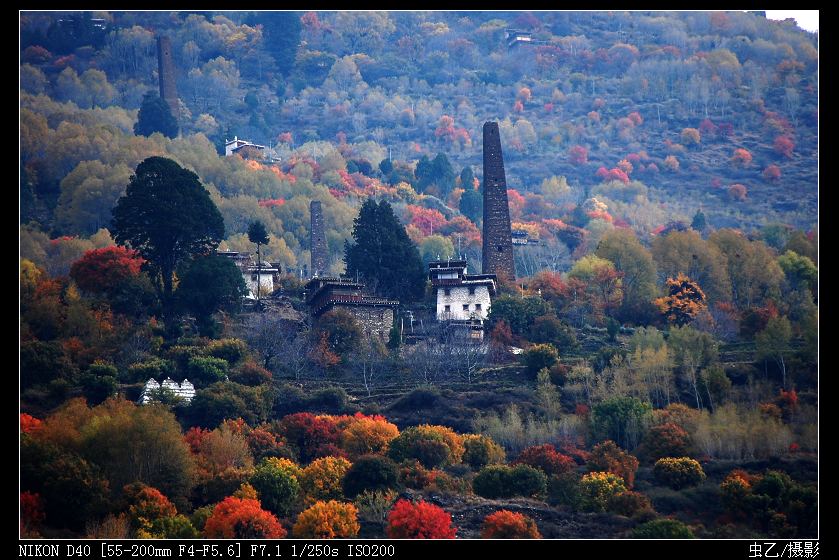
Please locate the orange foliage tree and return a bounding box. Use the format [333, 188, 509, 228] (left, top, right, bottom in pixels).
[731, 148, 753, 168]
[21, 413, 43, 434]
[728, 184, 748, 201]
[587, 440, 639, 488]
[763, 164, 782, 181]
[773, 135, 794, 158]
[292, 500, 360, 538]
[515, 444, 575, 476]
[481, 510, 541, 538]
[654, 273, 708, 325]
[339, 413, 399, 458]
[203, 496, 286, 538]
[386, 499, 456, 539]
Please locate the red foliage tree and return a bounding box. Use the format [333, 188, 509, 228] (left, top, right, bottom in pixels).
[568, 145, 588, 165]
[773, 135, 795, 158]
[481, 510, 541, 538]
[20, 491, 45, 534]
[203, 496, 286, 538]
[277, 413, 341, 463]
[640, 423, 691, 462]
[699, 118, 718, 137]
[763, 164, 782, 181]
[20, 413, 43, 434]
[69, 246, 144, 294]
[386, 499, 456, 539]
[258, 198, 286, 208]
[515, 444, 575, 476]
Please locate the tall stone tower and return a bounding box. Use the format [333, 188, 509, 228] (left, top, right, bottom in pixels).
[481, 121, 515, 282]
[310, 201, 328, 277]
[156, 36, 179, 122]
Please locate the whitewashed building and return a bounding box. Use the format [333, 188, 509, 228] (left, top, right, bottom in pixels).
[139, 377, 196, 404]
[429, 260, 497, 340]
[224, 136, 267, 157]
[244, 262, 278, 299]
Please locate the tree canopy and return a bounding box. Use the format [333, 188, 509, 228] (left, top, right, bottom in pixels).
[111, 157, 225, 312]
[344, 199, 426, 302]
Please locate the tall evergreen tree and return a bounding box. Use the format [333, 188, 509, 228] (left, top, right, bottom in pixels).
[249, 12, 302, 77]
[111, 157, 225, 316]
[134, 92, 178, 138]
[344, 200, 426, 302]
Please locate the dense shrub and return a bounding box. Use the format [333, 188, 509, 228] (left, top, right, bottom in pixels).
[579, 471, 627, 512]
[123, 358, 175, 384]
[521, 343, 559, 376]
[473, 464, 547, 499]
[299, 456, 351, 504]
[203, 496, 286, 538]
[386, 499, 456, 539]
[342, 455, 400, 499]
[588, 440, 639, 488]
[631, 518, 694, 538]
[607, 490, 653, 517]
[481, 510, 542, 538]
[206, 338, 248, 364]
[389, 386, 441, 410]
[640, 422, 691, 462]
[249, 457, 301, 516]
[515, 444, 575, 476]
[187, 356, 229, 386]
[462, 434, 506, 470]
[387, 425, 464, 468]
[547, 472, 581, 509]
[653, 457, 706, 490]
[292, 500, 360, 538]
[229, 361, 272, 386]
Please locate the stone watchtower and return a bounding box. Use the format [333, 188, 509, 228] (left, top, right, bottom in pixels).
[310, 200, 328, 277]
[156, 36, 179, 122]
[481, 122, 515, 282]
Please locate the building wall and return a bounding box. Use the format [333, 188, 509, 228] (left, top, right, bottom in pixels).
[436, 285, 492, 321]
[245, 272, 274, 297]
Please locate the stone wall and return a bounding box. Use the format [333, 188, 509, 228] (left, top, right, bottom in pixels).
[310, 200, 328, 276]
[481, 122, 515, 282]
[435, 285, 492, 321]
[340, 306, 394, 342]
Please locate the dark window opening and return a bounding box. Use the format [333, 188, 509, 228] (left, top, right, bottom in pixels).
[463, 304, 469, 311]
[497, 245, 504, 252]
[468, 286, 476, 295]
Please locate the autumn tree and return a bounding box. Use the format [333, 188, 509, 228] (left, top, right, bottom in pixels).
[567, 255, 623, 325]
[668, 326, 719, 410]
[292, 500, 360, 538]
[595, 229, 657, 322]
[709, 229, 783, 309]
[755, 316, 793, 388]
[249, 457, 301, 517]
[386, 499, 456, 539]
[203, 496, 286, 538]
[344, 199, 426, 302]
[111, 157, 225, 319]
[481, 510, 541, 538]
[652, 230, 731, 303]
[70, 246, 144, 295]
[588, 440, 639, 488]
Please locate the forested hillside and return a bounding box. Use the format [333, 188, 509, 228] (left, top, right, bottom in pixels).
[21, 11, 817, 276]
[20, 11, 817, 541]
